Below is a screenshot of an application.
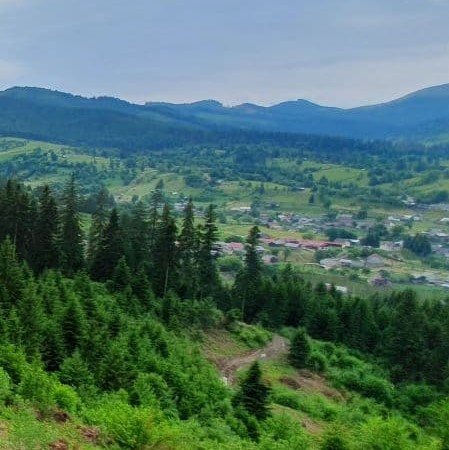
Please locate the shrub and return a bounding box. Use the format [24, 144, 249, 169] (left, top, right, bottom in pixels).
[0, 367, 12, 402]
[308, 351, 328, 373]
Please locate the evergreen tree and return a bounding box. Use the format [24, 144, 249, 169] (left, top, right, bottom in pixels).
[112, 256, 132, 292]
[60, 175, 84, 276]
[234, 361, 271, 421]
[178, 199, 199, 298]
[197, 204, 220, 299]
[151, 204, 178, 297]
[128, 201, 150, 270]
[289, 328, 312, 369]
[90, 208, 124, 281]
[34, 185, 60, 273]
[385, 290, 426, 382]
[87, 186, 110, 268]
[17, 282, 46, 359]
[0, 237, 25, 311]
[234, 226, 263, 321]
[61, 296, 88, 356]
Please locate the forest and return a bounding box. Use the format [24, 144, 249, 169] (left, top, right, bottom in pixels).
[0, 176, 448, 448]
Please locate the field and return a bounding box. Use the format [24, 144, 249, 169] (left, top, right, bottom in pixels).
[2, 136, 449, 296]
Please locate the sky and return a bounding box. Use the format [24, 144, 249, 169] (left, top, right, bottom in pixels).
[1, 0, 449, 107]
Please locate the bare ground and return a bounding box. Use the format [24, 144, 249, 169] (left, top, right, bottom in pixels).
[214, 335, 288, 385]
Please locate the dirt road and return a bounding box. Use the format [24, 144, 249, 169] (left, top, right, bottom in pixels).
[216, 335, 289, 385]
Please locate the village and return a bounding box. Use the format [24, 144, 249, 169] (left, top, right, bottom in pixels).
[215, 203, 449, 294]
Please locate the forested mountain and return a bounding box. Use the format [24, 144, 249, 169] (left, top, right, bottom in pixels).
[2, 84, 449, 146]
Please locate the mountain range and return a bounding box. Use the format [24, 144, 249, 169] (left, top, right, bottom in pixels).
[2, 84, 449, 148]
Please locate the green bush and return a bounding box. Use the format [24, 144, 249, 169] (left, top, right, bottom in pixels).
[308, 351, 328, 373]
[85, 395, 154, 449]
[0, 367, 12, 402]
[271, 388, 300, 410]
[52, 383, 81, 414]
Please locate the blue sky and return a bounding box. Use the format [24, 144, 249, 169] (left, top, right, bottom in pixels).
[1, 0, 449, 107]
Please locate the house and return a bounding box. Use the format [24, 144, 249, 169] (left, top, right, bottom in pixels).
[333, 239, 351, 248]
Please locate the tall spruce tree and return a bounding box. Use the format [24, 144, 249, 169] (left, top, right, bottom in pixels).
[289, 328, 312, 369]
[87, 187, 110, 268]
[178, 199, 199, 298]
[34, 185, 60, 273]
[197, 204, 220, 299]
[60, 175, 84, 276]
[234, 226, 263, 321]
[90, 208, 124, 281]
[234, 361, 271, 421]
[151, 204, 178, 297]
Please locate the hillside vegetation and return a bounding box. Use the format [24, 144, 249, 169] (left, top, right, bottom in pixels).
[0, 177, 448, 448]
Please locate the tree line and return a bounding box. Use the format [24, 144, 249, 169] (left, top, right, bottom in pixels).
[0, 176, 449, 390]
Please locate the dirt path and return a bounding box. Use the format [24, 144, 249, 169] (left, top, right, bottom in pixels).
[216, 335, 289, 385]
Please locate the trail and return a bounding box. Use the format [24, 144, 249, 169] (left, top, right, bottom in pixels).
[216, 335, 288, 385]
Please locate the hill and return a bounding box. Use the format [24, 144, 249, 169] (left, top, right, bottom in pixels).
[2, 84, 449, 146]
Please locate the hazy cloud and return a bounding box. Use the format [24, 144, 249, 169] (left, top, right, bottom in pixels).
[0, 0, 449, 106]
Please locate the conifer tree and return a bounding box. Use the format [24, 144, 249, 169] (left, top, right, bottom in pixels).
[34, 185, 60, 273]
[197, 204, 220, 299]
[90, 208, 124, 281]
[0, 237, 25, 311]
[385, 289, 426, 382]
[151, 204, 177, 297]
[288, 327, 311, 369]
[61, 296, 88, 356]
[234, 226, 263, 320]
[60, 175, 84, 276]
[234, 361, 271, 421]
[112, 256, 132, 292]
[128, 201, 150, 270]
[87, 187, 110, 268]
[178, 199, 199, 298]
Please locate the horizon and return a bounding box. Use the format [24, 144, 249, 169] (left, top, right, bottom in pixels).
[3, 81, 449, 110]
[1, 1, 449, 108]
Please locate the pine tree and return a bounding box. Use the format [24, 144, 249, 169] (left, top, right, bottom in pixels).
[128, 201, 150, 270]
[60, 175, 84, 276]
[234, 361, 271, 421]
[0, 237, 25, 311]
[90, 208, 124, 281]
[87, 187, 110, 268]
[178, 199, 199, 298]
[34, 185, 60, 273]
[151, 204, 178, 297]
[61, 295, 88, 356]
[112, 256, 132, 292]
[233, 226, 263, 321]
[17, 282, 46, 359]
[385, 289, 426, 382]
[197, 204, 220, 299]
[288, 328, 311, 369]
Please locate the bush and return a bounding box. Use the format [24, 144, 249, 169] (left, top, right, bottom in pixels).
[53, 384, 81, 414]
[85, 396, 154, 449]
[271, 388, 301, 410]
[308, 351, 328, 373]
[233, 324, 271, 349]
[0, 367, 12, 402]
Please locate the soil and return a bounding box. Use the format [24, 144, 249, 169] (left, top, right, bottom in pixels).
[215, 335, 288, 384]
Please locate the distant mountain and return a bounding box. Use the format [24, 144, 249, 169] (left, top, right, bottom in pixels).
[145, 84, 449, 140]
[1, 84, 449, 149]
